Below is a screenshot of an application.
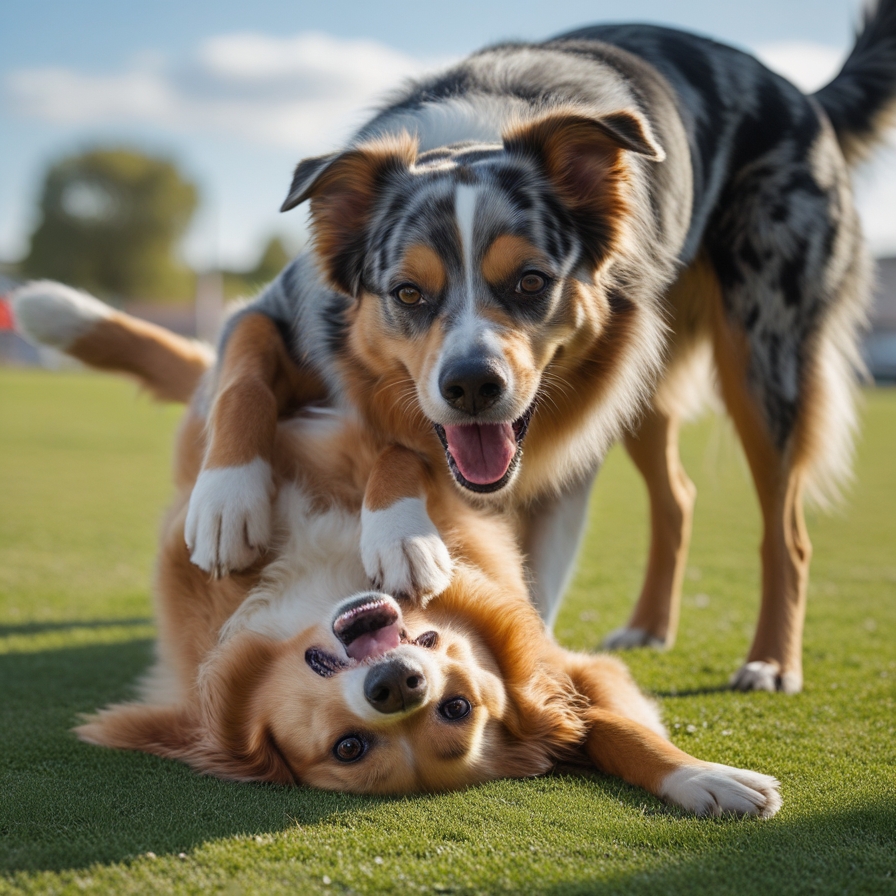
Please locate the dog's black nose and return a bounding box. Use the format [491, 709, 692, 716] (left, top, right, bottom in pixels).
[364, 657, 428, 714]
[439, 358, 507, 415]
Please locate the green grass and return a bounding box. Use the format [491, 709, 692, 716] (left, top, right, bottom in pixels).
[1, 368, 894, 895]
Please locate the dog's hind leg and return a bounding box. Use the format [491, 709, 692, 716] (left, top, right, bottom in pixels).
[603, 407, 695, 650]
[710, 305, 811, 694]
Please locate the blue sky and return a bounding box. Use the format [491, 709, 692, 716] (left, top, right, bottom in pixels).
[3, 0, 894, 272]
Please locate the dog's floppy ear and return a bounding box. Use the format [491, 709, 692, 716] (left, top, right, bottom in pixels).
[76, 702, 296, 785]
[76, 634, 297, 786]
[280, 152, 340, 212]
[75, 702, 204, 761]
[196, 633, 298, 784]
[504, 110, 664, 267]
[280, 135, 418, 296]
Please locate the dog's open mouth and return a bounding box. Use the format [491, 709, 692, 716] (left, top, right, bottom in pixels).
[434, 404, 534, 493]
[333, 595, 404, 662]
[306, 595, 441, 677]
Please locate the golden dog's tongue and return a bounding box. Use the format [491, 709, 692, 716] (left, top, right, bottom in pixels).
[346, 624, 402, 662]
[444, 423, 516, 485]
[334, 597, 403, 662]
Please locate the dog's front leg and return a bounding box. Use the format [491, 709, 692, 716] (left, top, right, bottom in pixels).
[186, 312, 323, 576]
[584, 708, 782, 818]
[361, 446, 454, 605]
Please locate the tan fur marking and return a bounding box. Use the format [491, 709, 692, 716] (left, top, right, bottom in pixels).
[364, 445, 431, 512]
[205, 312, 326, 469]
[400, 244, 447, 297]
[481, 235, 548, 286]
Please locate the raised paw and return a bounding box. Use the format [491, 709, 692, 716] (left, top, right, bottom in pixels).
[660, 762, 782, 818]
[361, 498, 454, 605]
[184, 460, 273, 576]
[602, 626, 668, 650]
[730, 661, 802, 694]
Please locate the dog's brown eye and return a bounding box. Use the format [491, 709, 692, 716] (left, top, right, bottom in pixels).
[334, 735, 366, 762]
[394, 284, 423, 305]
[516, 272, 547, 295]
[438, 697, 471, 721]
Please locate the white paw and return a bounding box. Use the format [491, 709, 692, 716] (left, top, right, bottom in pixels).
[11, 280, 111, 348]
[730, 661, 802, 694]
[361, 498, 454, 604]
[603, 626, 667, 650]
[660, 763, 782, 818]
[184, 459, 273, 576]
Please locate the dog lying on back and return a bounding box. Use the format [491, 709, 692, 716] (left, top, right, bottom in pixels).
[180, 6, 895, 694]
[14, 284, 781, 815]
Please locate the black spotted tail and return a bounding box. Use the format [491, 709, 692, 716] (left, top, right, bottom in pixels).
[815, 0, 896, 165]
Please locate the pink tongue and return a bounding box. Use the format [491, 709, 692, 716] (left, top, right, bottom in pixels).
[346, 623, 402, 662]
[443, 423, 516, 485]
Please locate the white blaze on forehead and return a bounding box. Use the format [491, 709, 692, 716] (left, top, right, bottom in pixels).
[454, 183, 479, 304]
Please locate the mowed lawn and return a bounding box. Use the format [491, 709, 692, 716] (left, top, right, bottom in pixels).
[1, 368, 894, 895]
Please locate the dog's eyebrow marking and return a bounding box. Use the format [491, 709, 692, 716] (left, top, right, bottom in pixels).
[400, 244, 447, 296]
[481, 234, 549, 285]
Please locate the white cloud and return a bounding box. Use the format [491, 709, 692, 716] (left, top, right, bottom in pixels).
[753, 40, 845, 92]
[5, 32, 443, 154]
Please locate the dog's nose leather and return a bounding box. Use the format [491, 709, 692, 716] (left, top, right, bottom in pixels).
[364, 657, 428, 714]
[439, 358, 507, 415]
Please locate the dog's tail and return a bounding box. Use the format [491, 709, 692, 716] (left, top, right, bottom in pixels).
[814, 0, 896, 166]
[12, 280, 214, 403]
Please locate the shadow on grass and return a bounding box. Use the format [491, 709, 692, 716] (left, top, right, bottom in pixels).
[0, 617, 152, 637]
[538, 798, 896, 895]
[651, 685, 731, 698]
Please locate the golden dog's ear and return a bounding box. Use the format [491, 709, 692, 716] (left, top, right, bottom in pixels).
[75, 702, 202, 760]
[196, 634, 298, 785]
[74, 701, 296, 785]
[504, 110, 664, 267]
[280, 135, 418, 296]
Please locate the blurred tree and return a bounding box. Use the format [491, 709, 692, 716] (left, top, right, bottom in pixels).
[250, 236, 291, 283]
[23, 148, 198, 302]
[221, 235, 295, 300]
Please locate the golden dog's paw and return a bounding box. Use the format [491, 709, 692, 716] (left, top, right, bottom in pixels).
[730, 661, 802, 694]
[602, 626, 668, 650]
[659, 763, 782, 818]
[361, 498, 454, 605]
[184, 460, 273, 577]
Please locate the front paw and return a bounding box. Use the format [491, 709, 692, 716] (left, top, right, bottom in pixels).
[659, 763, 782, 818]
[184, 460, 273, 576]
[361, 498, 454, 605]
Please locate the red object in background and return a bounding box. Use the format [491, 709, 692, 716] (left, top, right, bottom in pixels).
[0, 298, 14, 331]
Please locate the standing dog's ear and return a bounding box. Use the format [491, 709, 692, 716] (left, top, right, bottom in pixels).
[280, 152, 340, 213]
[504, 110, 664, 268]
[281, 135, 418, 297]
